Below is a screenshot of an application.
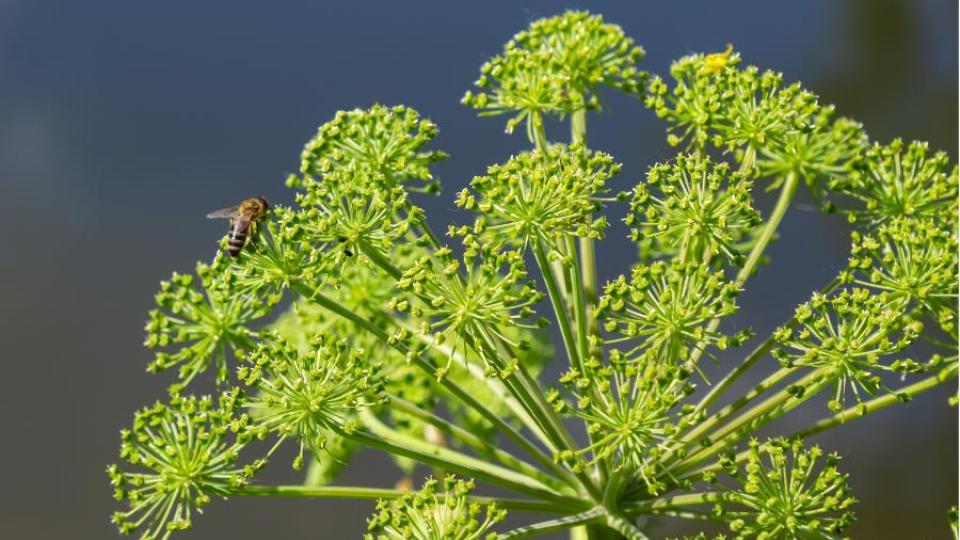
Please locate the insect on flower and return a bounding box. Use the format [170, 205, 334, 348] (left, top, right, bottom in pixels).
[207, 196, 270, 257]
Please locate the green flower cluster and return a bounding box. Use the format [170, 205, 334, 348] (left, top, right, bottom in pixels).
[830, 139, 959, 226]
[365, 476, 506, 540]
[300, 104, 447, 188]
[772, 289, 922, 411]
[145, 255, 273, 387]
[720, 439, 855, 540]
[563, 352, 691, 494]
[108, 393, 257, 540]
[463, 11, 646, 138]
[646, 46, 866, 194]
[395, 244, 543, 375]
[846, 217, 958, 337]
[596, 260, 747, 365]
[455, 143, 618, 249]
[239, 336, 387, 469]
[627, 153, 760, 265]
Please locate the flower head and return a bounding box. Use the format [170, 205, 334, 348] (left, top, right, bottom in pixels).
[829, 139, 958, 226]
[773, 289, 921, 411]
[456, 143, 618, 249]
[563, 352, 690, 493]
[365, 476, 506, 540]
[627, 154, 759, 265]
[145, 256, 273, 387]
[463, 11, 645, 137]
[225, 207, 332, 299]
[596, 260, 746, 365]
[846, 217, 958, 337]
[300, 104, 446, 188]
[395, 244, 543, 377]
[239, 335, 386, 469]
[293, 163, 419, 265]
[647, 49, 817, 155]
[721, 439, 855, 540]
[108, 393, 255, 540]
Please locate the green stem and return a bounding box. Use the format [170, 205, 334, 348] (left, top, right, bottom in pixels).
[601, 509, 651, 540]
[233, 485, 578, 513]
[356, 411, 576, 505]
[670, 370, 828, 475]
[735, 170, 799, 287]
[676, 362, 959, 484]
[679, 366, 795, 446]
[291, 281, 548, 476]
[533, 238, 584, 378]
[692, 276, 842, 416]
[400, 322, 561, 457]
[502, 508, 605, 540]
[790, 365, 959, 440]
[387, 394, 573, 493]
[623, 492, 723, 515]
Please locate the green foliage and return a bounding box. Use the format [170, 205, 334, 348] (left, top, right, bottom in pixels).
[109, 10, 957, 540]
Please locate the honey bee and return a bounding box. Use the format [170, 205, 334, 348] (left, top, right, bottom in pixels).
[206, 196, 269, 257]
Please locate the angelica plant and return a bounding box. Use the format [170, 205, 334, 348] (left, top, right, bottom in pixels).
[108, 10, 958, 540]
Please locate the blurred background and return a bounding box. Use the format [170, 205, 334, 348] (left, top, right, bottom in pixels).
[0, 0, 955, 538]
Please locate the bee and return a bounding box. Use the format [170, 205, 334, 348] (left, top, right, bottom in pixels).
[206, 196, 269, 257]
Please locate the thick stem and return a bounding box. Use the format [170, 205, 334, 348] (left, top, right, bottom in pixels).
[233, 485, 578, 513]
[601, 509, 651, 540]
[355, 411, 576, 505]
[501, 508, 605, 540]
[387, 394, 573, 493]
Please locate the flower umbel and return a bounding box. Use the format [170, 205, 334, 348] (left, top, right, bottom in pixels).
[846, 217, 958, 336]
[395, 244, 543, 376]
[365, 476, 506, 540]
[145, 256, 272, 387]
[721, 439, 855, 540]
[627, 153, 759, 265]
[239, 335, 386, 469]
[108, 393, 253, 540]
[300, 104, 447, 188]
[830, 139, 958, 226]
[456, 143, 618, 249]
[463, 11, 645, 138]
[597, 260, 745, 365]
[773, 289, 921, 411]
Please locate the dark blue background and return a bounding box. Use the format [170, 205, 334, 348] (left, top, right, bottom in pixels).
[0, 1, 955, 538]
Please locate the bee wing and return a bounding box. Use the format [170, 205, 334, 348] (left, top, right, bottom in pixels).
[206, 205, 241, 219]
